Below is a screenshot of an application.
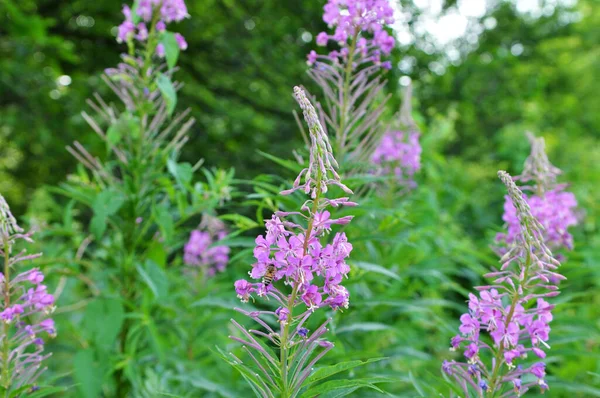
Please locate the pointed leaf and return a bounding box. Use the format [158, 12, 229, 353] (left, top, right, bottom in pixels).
[160, 31, 180, 70]
[304, 358, 385, 386]
[157, 73, 177, 116]
[74, 350, 103, 398]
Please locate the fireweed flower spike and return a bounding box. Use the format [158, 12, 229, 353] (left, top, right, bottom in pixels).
[496, 133, 579, 253]
[371, 83, 422, 190]
[117, 0, 189, 50]
[304, 0, 396, 167]
[229, 87, 356, 398]
[183, 214, 230, 278]
[0, 195, 56, 394]
[444, 171, 563, 396]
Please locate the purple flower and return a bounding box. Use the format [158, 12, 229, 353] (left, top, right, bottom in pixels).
[136, 23, 149, 41]
[301, 285, 323, 311]
[175, 33, 188, 50]
[27, 269, 44, 284]
[0, 305, 23, 323]
[497, 188, 578, 251]
[307, 50, 318, 66]
[156, 43, 165, 57]
[234, 280, 254, 302]
[491, 322, 520, 348]
[136, 0, 153, 22]
[275, 307, 290, 324]
[444, 172, 563, 395]
[254, 235, 273, 262]
[316, 32, 329, 46]
[297, 327, 309, 337]
[527, 320, 550, 347]
[479, 380, 488, 392]
[229, 89, 354, 394]
[532, 347, 546, 358]
[530, 362, 546, 379]
[504, 348, 521, 365]
[40, 319, 56, 336]
[536, 298, 553, 323]
[309, 0, 395, 68]
[442, 360, 454, 375]
[450, 335, 462, 350]
[183, 216, 230, 278]
[117, 6, 135, 45]
[160, 0, 189, 23]
[464, 343, 479, 360]
[371, 130, 422, 189]
[497, 133, 579, 254]
[0, 195, 56, 390]
[117, 1, 189, 47]
[458, 314, 479, 336]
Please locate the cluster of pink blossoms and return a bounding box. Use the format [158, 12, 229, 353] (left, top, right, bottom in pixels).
[444, 171, 563, 396]
[117, 0, 188, 54]
[371, 130, 421, 189]
[496, 134, 579, 254]
[0, 195, 56, 392]
[308, 0, 396, 69]
[235, 210, 353, 312]
[229, 87, 356, 396]
[497, 188, 578, 252]
[234, 87, 356, 317]
[183, 216, 230, 277]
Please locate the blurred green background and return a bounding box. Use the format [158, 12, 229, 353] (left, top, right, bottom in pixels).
[1, 0, 598, 211]
[1, 0, 599, 396]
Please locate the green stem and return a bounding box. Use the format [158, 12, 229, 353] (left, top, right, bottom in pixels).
[2, 242, 11, 392]
[488, 251, 533, 396]
[280, 175, 323, 397]
[115, 13, 161, 398]
[336, 31, 359, 161]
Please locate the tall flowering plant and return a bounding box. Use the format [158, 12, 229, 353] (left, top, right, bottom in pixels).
[370, 84, 422, 190]
[443, 171, 564, 396]
[0, 195, 56, 396]
[496, 133, 579, 254]
[56, 0, 233, 395]
[226, 87, 357, 397]
[183, 214, 230, 279]
[304, 0, 396, 169]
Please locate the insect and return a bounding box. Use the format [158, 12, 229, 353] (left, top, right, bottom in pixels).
[262, 264, 276, 287]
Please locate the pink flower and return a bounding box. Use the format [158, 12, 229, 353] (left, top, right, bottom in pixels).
[371, 130, 421, 188]
[156, 43, 165, 57]
[234, 280, 254, 302]
[491, 322, 520, 348]
[275, 307, 290, 323]
[175, 33, 188, 50]
[459, 314, 479, 336]
[316, 32, 329, 46]
[464, 343, 479, 359]
[528, 320, 550, 347]
[302, 285, 323, 311]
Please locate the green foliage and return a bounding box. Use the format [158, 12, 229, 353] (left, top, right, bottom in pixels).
[1, 0, 599, 397]
[157, 74, 178, 116]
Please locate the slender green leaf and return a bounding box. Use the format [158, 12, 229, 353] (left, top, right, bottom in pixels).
[160, 31, 180, 70]
[136, 260, 168, 299]
[300, 377, 394, 398]
[157, 73, 177, 115]
[352, 261, 401, 281]
[74, 350, 103, 398]
[304, 358, 385, 386]
[83, 298, 124, 351]
[152, 203, 174, 244]
[336, 323, 395, 334]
